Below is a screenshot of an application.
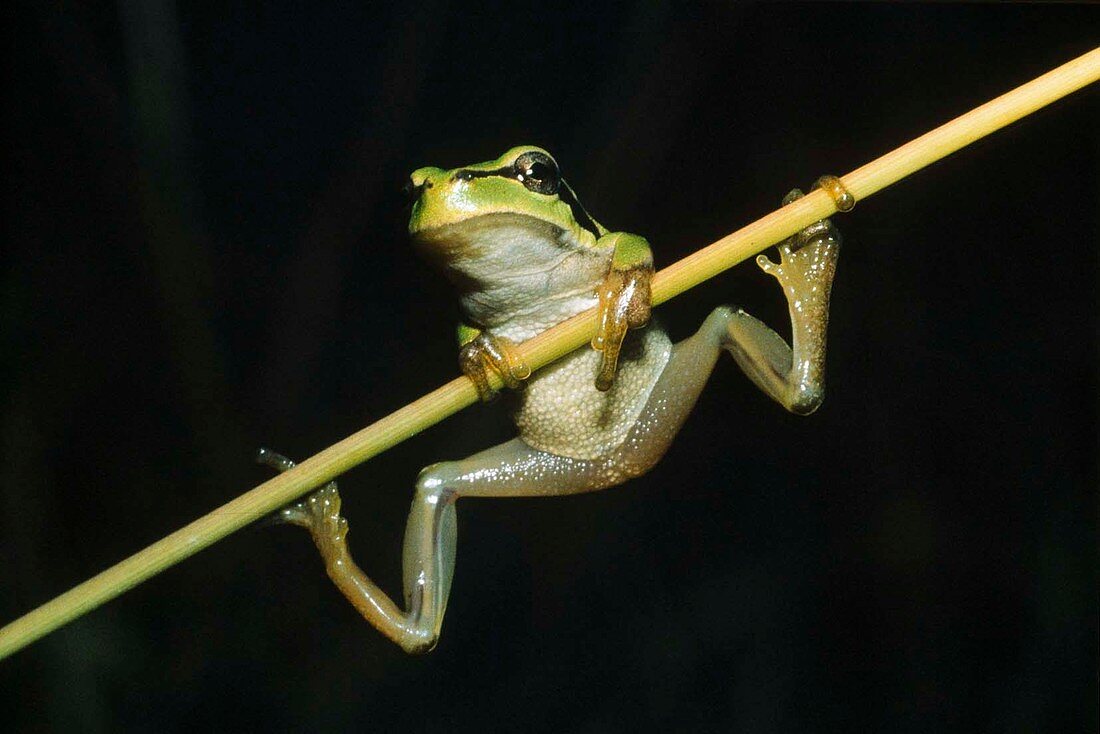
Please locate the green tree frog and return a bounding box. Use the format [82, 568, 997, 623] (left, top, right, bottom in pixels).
[259, 145, 842, 653]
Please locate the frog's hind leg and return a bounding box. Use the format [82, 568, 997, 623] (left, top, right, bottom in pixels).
[260, 437, 667, 655]
[732, 198, 840, 415]
[258, 449, 438, 653]
[708, 195, 840, 415]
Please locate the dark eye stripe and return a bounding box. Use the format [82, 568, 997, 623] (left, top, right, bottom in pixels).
[452, 165, 601, 241]
[559, 181, 601, 240]
[454, 166, 513, 182]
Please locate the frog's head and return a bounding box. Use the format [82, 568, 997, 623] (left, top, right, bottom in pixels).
[406, 146, 606, 276]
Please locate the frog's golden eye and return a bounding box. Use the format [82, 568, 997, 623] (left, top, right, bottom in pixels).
[513, 151, 560, 196]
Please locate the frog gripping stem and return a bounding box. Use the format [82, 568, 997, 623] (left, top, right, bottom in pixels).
[458, 333, 531, 402]
[814, 174, 856, 212]
[592, 267, 652, 390]
[592, 232, 654, 391]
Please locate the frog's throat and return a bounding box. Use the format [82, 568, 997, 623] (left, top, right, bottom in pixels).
[411, 212, 609, 329]
[410, 211, 596, 274]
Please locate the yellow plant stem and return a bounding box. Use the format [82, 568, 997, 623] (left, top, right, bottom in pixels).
[2, 46, 1098, 661]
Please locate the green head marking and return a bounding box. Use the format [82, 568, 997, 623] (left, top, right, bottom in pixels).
[407, 146, 605, 245]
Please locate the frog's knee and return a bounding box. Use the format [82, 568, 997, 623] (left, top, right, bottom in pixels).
[700, 305, 740, 340]
[414, 463, 454, 505]
[399, 629, 440, 655]
[788, 386, 824, 416]
[710, 304, 737, 322]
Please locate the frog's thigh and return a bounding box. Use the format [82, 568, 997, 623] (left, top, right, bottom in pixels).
[425, 438, 627, 499]
[600, 306, 733, 473]
[593, 302, 813, 474]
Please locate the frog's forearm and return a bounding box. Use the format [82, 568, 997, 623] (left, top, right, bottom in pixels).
[603, 231, 653, 272]
[592, 232, 654, 390]
[456, 322, 481, 347]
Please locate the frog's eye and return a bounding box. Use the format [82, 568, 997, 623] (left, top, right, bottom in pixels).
[513, 151, 560, 196]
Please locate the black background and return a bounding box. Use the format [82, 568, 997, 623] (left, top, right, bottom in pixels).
[3, 3, 1097, 732]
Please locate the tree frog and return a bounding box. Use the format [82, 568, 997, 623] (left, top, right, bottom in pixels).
[259, 145, 842, 653]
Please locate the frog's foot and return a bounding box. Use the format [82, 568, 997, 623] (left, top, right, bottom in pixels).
[256, 448, 349, 561]
[700, 184, 845, 416]
[256, 447, 443, 653]
[755, 187, 841, 317]
[458, 333, 531, 402]
[592, 233, 653, 391]
[279, 483, 349, 559]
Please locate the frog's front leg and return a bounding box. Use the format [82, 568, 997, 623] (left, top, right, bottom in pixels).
[592, 232, 653, 390]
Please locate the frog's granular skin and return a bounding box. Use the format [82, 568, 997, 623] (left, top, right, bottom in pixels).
[513, 326, 671, 460]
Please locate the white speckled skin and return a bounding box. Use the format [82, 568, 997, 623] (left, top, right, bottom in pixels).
[277, 152, 841, 654]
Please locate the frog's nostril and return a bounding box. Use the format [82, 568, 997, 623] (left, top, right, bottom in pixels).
[409, 166, 443, 189]
[404, 178, 430, 201]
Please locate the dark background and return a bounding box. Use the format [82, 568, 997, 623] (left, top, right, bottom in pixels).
[2, 3, 1096, 732]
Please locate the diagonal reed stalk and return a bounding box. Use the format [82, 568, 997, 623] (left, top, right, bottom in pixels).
[2, 46, 1098, 661]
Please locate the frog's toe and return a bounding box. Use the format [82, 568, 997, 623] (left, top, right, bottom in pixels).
[276, 482, 349, 557]
[256, 447, 295, 473]
[782, 188, 805, 206]
[756, 253, 779, 275]
[793, 217, 840, 253]
[776, 177, 846, 257]
[277, 502, 312, 528]
[813, 174, 856, 212]
[256, 448, 346, 540]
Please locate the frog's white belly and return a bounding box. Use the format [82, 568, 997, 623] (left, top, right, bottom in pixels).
[511, 325, 671, 460]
